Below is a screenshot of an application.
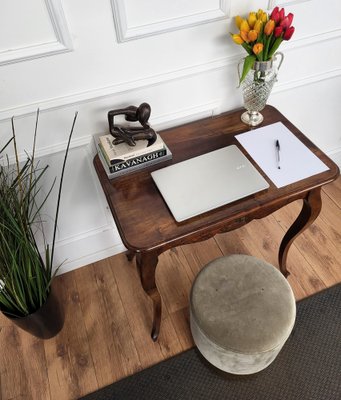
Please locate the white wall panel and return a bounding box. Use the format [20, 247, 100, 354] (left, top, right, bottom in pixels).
[35, 144, 123, 274]
[0, 0, 340, 274]
[0, 0, 55, 49]
[0, 0, 72, 65]
[112, 0, 230, 41]
[271, 75, 341, 154]
[268, 0, 311, 8]
[230, 0, 268, 16]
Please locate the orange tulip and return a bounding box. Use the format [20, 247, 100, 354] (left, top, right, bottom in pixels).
[253, 43, 264, 55]
[248, 30, 258, 42]
[240, 30, 249, 43]
[264, 19, 275, 36]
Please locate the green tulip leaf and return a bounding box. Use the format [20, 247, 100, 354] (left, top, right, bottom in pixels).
[239, 55, 256, 85]
[268, 37, 283, 59]
[241, 43, 253, 55]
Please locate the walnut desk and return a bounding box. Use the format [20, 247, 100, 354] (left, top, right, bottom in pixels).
[93, 106, 339, 341]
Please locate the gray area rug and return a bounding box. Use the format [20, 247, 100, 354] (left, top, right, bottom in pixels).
[81, 284, 341, 400]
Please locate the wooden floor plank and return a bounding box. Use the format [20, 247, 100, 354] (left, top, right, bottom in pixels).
[215, 218, 309, 300]
[169, 307, 194, 351]
[0, 178, 340, 400]
[252, 215, 325, 299]
[156, 248, 194, 315]
[215, 225, 266, 260]
[73, 260, 141, 387]
[44, 273, 98, 400]
[108, 253, 176, 368]
[274, 200, 341, 286]
[319, 191, 341, 245]
[16, 333, 52, 400]
[323, 177, 341, 207]
[180, 237, 224, 277]
[0, 326, 30, 400]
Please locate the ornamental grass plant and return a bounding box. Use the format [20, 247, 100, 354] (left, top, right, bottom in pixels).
[0, 111, 77, 318]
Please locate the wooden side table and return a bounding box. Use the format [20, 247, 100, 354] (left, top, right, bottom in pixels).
[94, 105, 339, 341]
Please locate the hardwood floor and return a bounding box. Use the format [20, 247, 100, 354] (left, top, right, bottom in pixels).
[0, 177, 340, 400]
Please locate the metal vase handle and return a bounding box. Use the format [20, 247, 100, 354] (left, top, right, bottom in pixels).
[237, 52, 284, 82]
[273, 51, 284, 71]
[237, 58, 244, 83]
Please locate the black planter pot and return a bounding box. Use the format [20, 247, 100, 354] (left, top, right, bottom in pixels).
[2, 285, 64, 339]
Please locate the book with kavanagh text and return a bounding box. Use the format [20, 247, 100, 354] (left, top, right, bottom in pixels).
[98, 133, 165, 165]
[96, 140, 172, 179]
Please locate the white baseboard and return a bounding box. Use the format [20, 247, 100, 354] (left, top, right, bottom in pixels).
[55, 227, 126, 275]
[328, 147, 341, 168]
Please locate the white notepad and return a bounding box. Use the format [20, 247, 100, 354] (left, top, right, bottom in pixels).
[151, 145, 269, 222]
[236, 122, 329, 188]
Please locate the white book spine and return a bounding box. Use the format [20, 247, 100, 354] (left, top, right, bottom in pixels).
[99, 134, 165, 163]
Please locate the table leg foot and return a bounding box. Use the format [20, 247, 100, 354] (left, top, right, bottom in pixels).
[126, 250, 135, 262]
[150, 290, 162, 341]
[279, 188, 322, 277]
[136, 252, 161, 341]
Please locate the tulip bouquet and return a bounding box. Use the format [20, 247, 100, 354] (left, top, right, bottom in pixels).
[231, 7, 295, 83]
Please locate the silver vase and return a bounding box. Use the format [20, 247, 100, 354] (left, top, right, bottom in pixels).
[239, 52, 284, 127]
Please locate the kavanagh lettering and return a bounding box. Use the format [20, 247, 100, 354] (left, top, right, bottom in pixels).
[112, 150, 165, 172]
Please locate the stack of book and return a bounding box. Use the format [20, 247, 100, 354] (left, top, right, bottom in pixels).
[96, 133, 172, 179]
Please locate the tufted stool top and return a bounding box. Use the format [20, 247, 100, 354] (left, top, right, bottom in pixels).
[190, 254, 296, 354]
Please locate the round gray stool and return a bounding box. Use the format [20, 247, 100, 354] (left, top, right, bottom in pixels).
[190, 254, 296, 375]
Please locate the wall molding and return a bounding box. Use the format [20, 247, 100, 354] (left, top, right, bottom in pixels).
[273, 68, 341, 93]
[268, 0, 311, 8]
[0, 29, 340, 124]
[0, 0, 73, 66]
[5, 101, 221, 164]
[111, 0, 230, 42]
[55, 226, 126, 275]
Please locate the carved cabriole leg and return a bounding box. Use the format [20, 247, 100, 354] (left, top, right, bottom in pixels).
[136, 252, 161, 341]
[279, 188, 322, 277]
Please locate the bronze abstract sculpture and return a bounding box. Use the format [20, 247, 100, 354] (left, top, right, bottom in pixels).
[108, 102, 157, 147]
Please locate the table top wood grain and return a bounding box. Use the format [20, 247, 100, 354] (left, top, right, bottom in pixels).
[94, 105, 339, 254]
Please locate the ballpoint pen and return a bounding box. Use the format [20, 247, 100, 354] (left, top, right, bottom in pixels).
[275, 140, 281, 169]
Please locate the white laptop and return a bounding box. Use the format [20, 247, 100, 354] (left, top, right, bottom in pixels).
[151, 145, 269, 222]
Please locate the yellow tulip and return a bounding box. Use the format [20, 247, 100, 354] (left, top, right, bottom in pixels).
[260, 12, 268, 23]
[264, 19, 275, 36]
[256, 9, 268, 23]
[240, 19, 250, 33]
[254, 20, 263, 33]
[253, 42, 264, 55]
[240, 30, 249, 43]
[248, 30, 258, 42]
[232, 34, 244, 45]
[235, 16, 243, 29]
[256, 9, 265, 19]
[248, 12, 257, 29]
